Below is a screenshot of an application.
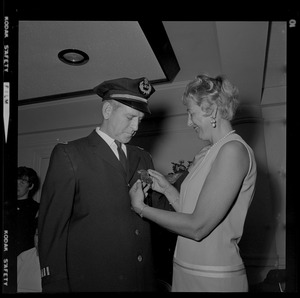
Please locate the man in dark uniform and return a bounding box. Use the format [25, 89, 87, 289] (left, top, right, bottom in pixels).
[38, 77, 160, 292]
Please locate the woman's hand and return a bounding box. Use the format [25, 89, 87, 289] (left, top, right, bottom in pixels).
[147, 169, 172, 194]
[129, 179, 150, 213]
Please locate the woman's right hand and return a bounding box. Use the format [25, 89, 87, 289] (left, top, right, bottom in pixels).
[147, 169, 171, 194]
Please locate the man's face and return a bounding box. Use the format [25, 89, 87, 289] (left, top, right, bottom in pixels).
[107, 103, 145, 144]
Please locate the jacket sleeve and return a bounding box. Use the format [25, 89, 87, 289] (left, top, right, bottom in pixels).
[150, 170, 189, 211]
[38, 144, 76, 292]
[142, 150, 175, 211]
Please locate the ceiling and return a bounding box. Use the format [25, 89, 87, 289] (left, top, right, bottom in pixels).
[18, 21, 286, 110]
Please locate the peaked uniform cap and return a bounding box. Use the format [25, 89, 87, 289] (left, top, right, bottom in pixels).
[93, 77, 155, 114]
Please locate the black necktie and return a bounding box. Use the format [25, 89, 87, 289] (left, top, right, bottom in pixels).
[115, 140, 127, 172]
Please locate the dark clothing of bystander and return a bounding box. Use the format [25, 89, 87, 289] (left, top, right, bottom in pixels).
[17, 198, 39, 256]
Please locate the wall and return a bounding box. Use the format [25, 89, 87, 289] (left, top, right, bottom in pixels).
[261, 101, 286, 272]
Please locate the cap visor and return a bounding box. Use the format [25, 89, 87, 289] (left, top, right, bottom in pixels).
[114, 99, 151, 114]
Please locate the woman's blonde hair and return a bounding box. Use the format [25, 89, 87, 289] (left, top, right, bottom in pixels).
[182, 74, 239, 121]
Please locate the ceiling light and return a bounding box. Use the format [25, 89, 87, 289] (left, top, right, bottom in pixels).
[58, 49, 89, 66]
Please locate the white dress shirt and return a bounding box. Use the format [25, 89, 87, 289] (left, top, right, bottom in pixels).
[95, 127, 127, 159]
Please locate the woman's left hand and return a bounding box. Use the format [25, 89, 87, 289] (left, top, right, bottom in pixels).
[129, 179, 150, 213]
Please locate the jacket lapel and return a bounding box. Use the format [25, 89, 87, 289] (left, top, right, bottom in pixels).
[127, 146, 141, 184]
[87, 131, 142, 184]
[87, 130, 124, 174]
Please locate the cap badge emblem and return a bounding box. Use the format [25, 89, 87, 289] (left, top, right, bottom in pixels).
[139, 78, 152, 96]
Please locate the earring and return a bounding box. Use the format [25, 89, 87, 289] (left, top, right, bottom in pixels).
[210, 117, 216, 128]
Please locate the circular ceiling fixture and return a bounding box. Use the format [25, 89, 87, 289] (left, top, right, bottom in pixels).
[58, 49, 89, 66]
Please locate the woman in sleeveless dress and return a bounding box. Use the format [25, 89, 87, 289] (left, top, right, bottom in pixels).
[130, 74, 257, 292]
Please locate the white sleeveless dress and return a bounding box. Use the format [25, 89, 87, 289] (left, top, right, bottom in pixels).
[172, 133, 257, 292]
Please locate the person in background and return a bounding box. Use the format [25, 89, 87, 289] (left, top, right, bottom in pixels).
[38, 77, 166, 292]
[17, 166, 42, 292]
[17, 166, 40, 256]
[130, 74, 257, 292]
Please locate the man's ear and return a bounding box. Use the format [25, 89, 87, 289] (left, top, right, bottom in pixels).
[102, 101, 113, 119]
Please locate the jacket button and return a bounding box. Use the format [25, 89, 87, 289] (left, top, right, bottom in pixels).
[135, 229, 140, 235]
[137, 255, 143, 262]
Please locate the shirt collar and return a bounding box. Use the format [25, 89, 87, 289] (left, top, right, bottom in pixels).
[95, 127, 127, 154]
[96, 127, 115, 147]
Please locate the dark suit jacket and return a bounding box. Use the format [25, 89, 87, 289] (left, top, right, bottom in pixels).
[38, 130, 157, 292]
